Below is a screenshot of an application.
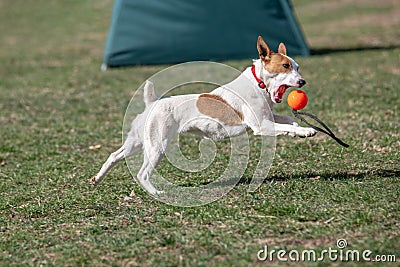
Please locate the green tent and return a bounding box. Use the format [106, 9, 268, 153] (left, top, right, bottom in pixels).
[102, 0, 309, 68]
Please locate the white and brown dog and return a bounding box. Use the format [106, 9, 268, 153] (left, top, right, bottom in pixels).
[92, 36, 317, 195]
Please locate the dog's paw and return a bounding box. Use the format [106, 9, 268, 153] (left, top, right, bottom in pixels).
[295, 127, 317, 137]
[123, 190, 136, 202]
[91, 176, 99, 186]
[144, 187, 164, 196]
[124, 195, 135, 202]
[153, 190, 165, 196]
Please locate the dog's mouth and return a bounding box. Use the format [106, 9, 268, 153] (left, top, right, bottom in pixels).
[273, 85, 289, 103]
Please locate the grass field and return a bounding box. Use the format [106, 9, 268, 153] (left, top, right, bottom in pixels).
[0, 0, 399, 266]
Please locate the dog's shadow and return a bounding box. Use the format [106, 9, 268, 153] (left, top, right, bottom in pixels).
[201, 168, 399, 188]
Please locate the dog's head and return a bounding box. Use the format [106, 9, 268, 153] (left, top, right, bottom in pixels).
[257, 36, 306, 103]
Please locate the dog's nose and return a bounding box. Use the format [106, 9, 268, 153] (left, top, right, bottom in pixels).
[297, 79, 306, 88]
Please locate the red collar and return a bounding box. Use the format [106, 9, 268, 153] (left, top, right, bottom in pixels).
[251, 64, 266, 89]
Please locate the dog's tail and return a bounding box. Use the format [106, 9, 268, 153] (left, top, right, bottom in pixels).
[143, 80, 157, 107]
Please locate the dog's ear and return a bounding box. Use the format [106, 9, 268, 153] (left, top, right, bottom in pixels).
[257, 36, 272, 61]
[278, 42, 287, 55]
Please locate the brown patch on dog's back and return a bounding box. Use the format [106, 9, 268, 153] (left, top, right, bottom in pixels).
[263, 53, 292, 74]
[196, 94, 243, 125]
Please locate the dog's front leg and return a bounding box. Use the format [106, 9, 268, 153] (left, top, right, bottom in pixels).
[249, 119, 316, 137]
[243, 107, 316, 137]
[273, 122, 316, 137]
[273, 114, 298, 126]
[272, 114, 317, 137]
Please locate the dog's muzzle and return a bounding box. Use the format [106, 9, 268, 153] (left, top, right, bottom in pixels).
[297, 79, 306, 88]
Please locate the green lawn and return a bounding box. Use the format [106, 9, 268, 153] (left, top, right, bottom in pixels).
[0, 0, 399, 266]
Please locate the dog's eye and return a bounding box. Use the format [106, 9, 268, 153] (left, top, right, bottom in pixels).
[283, 64, 290, 69]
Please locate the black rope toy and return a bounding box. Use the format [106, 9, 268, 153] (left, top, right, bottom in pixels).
[288, 90, 349, 148]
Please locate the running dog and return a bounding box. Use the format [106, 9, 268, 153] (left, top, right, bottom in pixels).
[91, 36, 316, 195]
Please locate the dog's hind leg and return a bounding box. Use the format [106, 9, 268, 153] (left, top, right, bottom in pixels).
[134, 150, 164, 195]
[91, 136, 141, 186]
[91, 146, 125, 186]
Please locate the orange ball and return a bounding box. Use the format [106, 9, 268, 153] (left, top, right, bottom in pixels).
[287, 90, 308, 110]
